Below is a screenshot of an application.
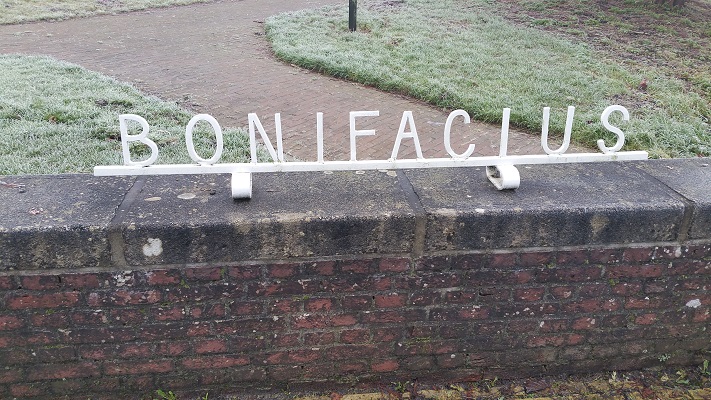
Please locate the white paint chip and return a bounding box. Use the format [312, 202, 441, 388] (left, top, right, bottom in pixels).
[177, 193, 196, 200]
[143, 238, 163, 257]
[686, 299, 702, 308]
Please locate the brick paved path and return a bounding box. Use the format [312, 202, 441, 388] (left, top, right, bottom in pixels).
[0, 0, 583, 161]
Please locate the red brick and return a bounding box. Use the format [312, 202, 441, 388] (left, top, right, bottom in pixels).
[156, 341, 191, 357]
[105, 360, 173, 375]
[269, 299, 301, 313]
[292, 314, 329, 329]
[305, 298, 333, 312]
[265, 349, 320, 365]
[406, 272, 460, 289]
[30, 311, 70, 328]
[154, 306, 186, 321]
[338, 362, 367, 374]
[514, 288, 545, 302]
[273, 332, 301, 347]
[332, 314, 357, 326]
[20, 275, 61, 290]
[378, 258, 410, 273]
[607, 265, 665, 279]
[232, 337, 266, 352]
[11, 384, 44, 398]
[5, 292, 80, 309]
[625, 296, 665, 310]
[430, 307, 488, 321]
[61, 273, 100, 289]
[488, 253, 518, 268]
[589, 248, 622, 264]
[362, 310, 425, 324]
[508, 320, 540, 333]
[146, 270, 181, 285]
[194, 339, 228, 354]
[256, 280, 318, 296]
[549, 286, 574, 300]
[0, 315, 23, 331]
[693, 309, 710, 323]
[0, 368, 22, 384]
[87, 290, 161, 306]
[572, 317, 597, 330]
[578, 284, 608, 298]
[410, 290, 440, 306]
[635, 313, 657, 325]
[644, 282, 668, 294]
[228, 301, 261, 316]
[228, 265, 260, 280]
[371, 327, 401, 342]
[340, 260, 372, 274]
[437, 353, 466, 368]
[477, 287, 511, 303]
[415, 255, 452, 271]
[669, 259, 711, 276]
[0, 276, 13, 290]
[27, 362, 99, 380]
[191, 303, 228, 318]
[326, 344, 379, 361]
[527, 334, 584, 348]
[563, 299, 620, 313]
[539, 266, 603, 283]
[213, 318, 284, 335]
[267, 264, 298, 278]
[611, 282, 642, 295]
[512, 270, 535, 284]
[66, 327, 135, 344]
[187, 322, 212, 336]
[402, 356, 435, 371]
[371, 359, 399, 372]
[110, 309, 146, 325]
[539, 319, 569, 332]
[185, 267, 224, 281]
[519, 251, 554, 267]
[79, 343, 154, 360]
[622, 247, 655, 263]
[304, 332, 336, 346]
[342, 295, 371, 310]
[556, 250, 589, 266]
[304, 261, 336, 276]
[374, 293, 406, 308]
[340, 329, 370, 344]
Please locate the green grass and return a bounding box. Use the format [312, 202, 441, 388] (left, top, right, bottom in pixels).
[0, 55, 250, 175]
[0, 0, 213, 25]
[266, 0, 710, 158]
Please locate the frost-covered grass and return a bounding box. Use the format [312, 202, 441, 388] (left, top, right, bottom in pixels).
[0, 0, 213, 25]
[0, 55, 250, 175]
[266, 0, 710, 158]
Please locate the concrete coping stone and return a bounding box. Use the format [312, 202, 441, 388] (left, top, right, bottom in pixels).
[0, 159, 709, 270]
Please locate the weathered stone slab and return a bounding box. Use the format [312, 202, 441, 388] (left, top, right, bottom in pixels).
[404, 163, 687, 251]
[633, 159, 711, 240]
[118, 171, 416, 265]
[0, 175, 133, 270]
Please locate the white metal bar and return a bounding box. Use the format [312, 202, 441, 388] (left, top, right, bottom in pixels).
[94, 151, 648, 176]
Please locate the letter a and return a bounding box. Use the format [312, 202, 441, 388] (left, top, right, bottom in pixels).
[390, 111, 424, 160]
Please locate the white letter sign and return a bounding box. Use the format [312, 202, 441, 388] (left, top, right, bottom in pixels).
[97, 105, 648, 200]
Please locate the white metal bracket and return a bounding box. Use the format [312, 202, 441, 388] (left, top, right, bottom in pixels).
[486, 164, 520, 190]
[231, 172, 252, 199]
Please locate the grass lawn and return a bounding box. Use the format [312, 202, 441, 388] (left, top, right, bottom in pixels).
[0, 55, 250, 175]
[0, 0, 213, 25]
[266, 0, 711, 158]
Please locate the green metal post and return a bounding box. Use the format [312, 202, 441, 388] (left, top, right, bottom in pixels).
[349, 0, 357, 32]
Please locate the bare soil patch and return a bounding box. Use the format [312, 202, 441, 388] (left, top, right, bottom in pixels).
[493, 0, 711, 103]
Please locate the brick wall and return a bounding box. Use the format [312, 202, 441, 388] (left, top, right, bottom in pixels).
[1, 160, 710, 398]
